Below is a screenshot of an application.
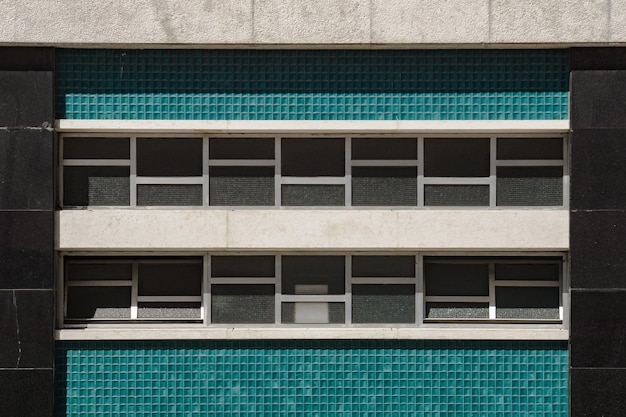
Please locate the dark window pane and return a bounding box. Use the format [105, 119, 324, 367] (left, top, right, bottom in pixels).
[496, 167, 563, 206]
[496, 287, 560, 319]
[495, 263, 560, 281]
[352, 285, 415, 323]
[66, 287, 131, 319]
[282, 256, 344, 295]
[424, 185, 489, 206]
[424, 138, 490, 177]
[137, 184, 203, 206]
[282, 302, 344, 324]
[63, 166, 130, 206]
[137, 302, 201, 319]
[138, 261, 202, 296]
[63, 137, 130, 159]
[209, 166, 274, 206]
[352, 167, 417, 206]
[497, 138, 563, 160]
[425, 302, 489, 319]
[211, 285, 274, 324]
[282, 139, 344, 176]
[352, 256, 415, 277]
[352, 139, 417, 160]
[211, 256, 275, 278]
[67, 263, 132, 281]
[137, 138, 202, 176]
[281, 184, 344, 206]
[210, 138, 274, 159]
[424, 262, 489, 296]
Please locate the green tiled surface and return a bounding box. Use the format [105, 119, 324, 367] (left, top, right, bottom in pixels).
[56, 49, 569, 120]
[55, 340, 568, 416]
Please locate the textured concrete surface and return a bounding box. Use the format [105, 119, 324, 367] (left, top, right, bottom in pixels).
[0, 0, 624, 46]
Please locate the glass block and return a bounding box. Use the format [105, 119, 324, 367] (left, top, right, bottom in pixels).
[424, 262, 489, 296]
[138, 261, 202, 296]
[424, 185, 489, 206]
[424, 139, 490, 177]
[496, 167, 563, 206]
[66, 287, 131, 319]
[137, 184, 203, 206]
[282, 256, 344, 295]
[281, 139, 344, 176]
[425, 302, 489, 319]
[496, 287, 560, 319]
[281, 185, 344, 206]
[352, 285, 415, 323]
[137, 302, 201, 319]
[63, 166, 130, 206]
[282, 302, 344, 324]
[210, 138, 274, 159]
[211, 285, 274, 324]
[352, 138, 417, 160]
[497, 138, 563, 160]
[352, 256, 415, 277]
[211, 256, 275, 278]
[495, 263, 560, 281]
[66, 262, 132, 281]
[63, 137, 130, 159]
[137, 138, 202, 176]
[352, 167, 417, 206]
[209, 167, 274, 206]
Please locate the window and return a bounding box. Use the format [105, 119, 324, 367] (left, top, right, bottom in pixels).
[60, 134, 567, 208]
[62, 254, 564, 326]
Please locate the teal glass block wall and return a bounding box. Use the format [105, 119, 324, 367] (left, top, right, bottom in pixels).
[55, 340, 568, 417]
[56, 49, 569, 120]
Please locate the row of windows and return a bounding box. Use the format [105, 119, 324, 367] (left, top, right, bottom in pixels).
[60, 135, 566, 208]
[63, 255, 564, 326]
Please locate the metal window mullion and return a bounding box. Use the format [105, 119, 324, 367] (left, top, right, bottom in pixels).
[66, 280, 133, 287]
[208, 159, 276, 166]
[130, 137, 137, 207]
[275, 137, 281, 208]
[210, 277, 277, 285]
[417, 137, 424, 207]
[203, 137, 209, 207]
[422, 177, 491, 185]
[63, 159, 131, 166]
[488, 263, 496, 319]
[424, 296, 491, 303]
[495, 160, 564, 167]
[137, 295, 202, 302]
[59, 138, 65, 207]
[280, 177, 346, 185]
[351, 277, 417, 284]
[131, 262, 138, 319]
[61, 258, 68, 326]
[345, 255, 352, 324]
[416, 254, 423, 325]
[494, 280, 560, 287]
[135, 177, 204, 184]
[281, 295, 346, 302]
[563, 135, 569, 209]
[489, 137, 497, 207]
[204, 254, 210, 325]
[345, 137, 351, 208]
[275, 255, 282, 324]
[350, 160, 418, 167]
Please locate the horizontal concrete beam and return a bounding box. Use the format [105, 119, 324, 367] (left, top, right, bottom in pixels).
[0, 0, 623, 47]
[57, 209, 569, 251]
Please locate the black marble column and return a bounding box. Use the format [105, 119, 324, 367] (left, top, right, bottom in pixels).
[570, 47, 626, 416]
[0, 48, 54, 417]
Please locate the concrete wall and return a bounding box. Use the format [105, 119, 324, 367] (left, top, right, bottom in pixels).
[2, 0, 625, 47]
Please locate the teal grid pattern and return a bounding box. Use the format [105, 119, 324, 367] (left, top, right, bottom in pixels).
[56, 49, 569, 120]
[55, 340, 568, 416]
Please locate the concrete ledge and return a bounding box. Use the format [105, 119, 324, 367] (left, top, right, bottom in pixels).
[57, 209, 569, 251]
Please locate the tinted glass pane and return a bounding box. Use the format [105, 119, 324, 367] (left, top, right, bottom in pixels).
[496, 287, 560, 319]
[138, 262, 202, 296]
[425, 263, 489, 296]
[352, 285, 415, 323]
[66, 287, 131, 319]
[282, 139, 344, 176]
[352, 139, 417, 160]
[424, 139, 490, 177]
[424, 185, 489, 206]
[425, 302, 489, 319]
[209, 166, 274, 206]
[352, 167, 417, 206]
[63, 137, 130, 159]
[282, 256, 344, 295]
[137, 303, 201, 319]
[497, 167, 563, 206]
[137, 184, 203, 206]
[281, 184, 344, 206]
[67, 263, 132, 281]
[497, 138, 563, 160]
[352, 256, 415, 277]
[495, 263, 560, 281]
[63, 166, 130, 206]
[137, 138, 202, 176]
[210, 138, 274, 159]
[211, 256, 275, 278]
[282, 302, 344, 324]
[211, 285, 274, 324]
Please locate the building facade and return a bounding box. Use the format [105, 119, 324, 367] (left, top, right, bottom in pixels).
[1, 2, 625, 416]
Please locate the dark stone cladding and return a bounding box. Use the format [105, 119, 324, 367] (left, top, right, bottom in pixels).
[0, 48, 54, 417]
[570, 47, 626, 416]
